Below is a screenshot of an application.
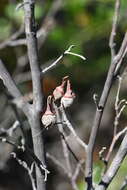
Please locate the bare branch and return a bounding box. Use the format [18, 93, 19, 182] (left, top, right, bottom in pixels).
[85, 17, 127, 190]
[54, 104, 84, 190]
[64, 46, 86, 61]
[109, 0, 120, 58]
[0, 0, 62, 49]
[23, 0, 43, 111]
[114, 32, 127, 76]
[54, 104, 72, 178]
[72, 160, 85, 181]
[60, 106, 87, 151]
[0, 25, 24, 50]
[104, 75, 127, 164]
[0, 120, 20, 137]
[46, 152, 68, 176]
[23, 1, 48, 189]
[0, 60, 21, 98]
[11, 152, 37, 190]
[103, 126, 127, 165]
[37, 0, 62, 46]
[119, 176, 127, 190]
[0, 136, 49, 180]
[42, 45, 86, 74]
[114, 76, 123, 136]
[96, 132, 127, 190]
[0, 59, 30, 116]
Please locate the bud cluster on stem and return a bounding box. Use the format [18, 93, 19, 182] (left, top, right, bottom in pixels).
[41, 76, 75, 129]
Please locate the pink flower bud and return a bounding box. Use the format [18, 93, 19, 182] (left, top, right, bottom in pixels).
[61, 80, 75, 108]
[41, 96, 56, 129]
[53, 76, 68, 101]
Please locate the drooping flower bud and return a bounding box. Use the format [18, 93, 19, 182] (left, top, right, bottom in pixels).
[53, 76, 69, 101]
[61, 80, 75, 108]
[41, 96, 56, 129]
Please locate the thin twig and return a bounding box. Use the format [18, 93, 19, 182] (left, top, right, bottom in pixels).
[119, 176, 127, 190]
[96, 132, 127, 190]
[0, 0, 62, 49]
[11, 152, 37, 190]
[104, 75, 127, 164]
[114, 32, 127, 76]
[0, 120, 20, 137]
[72, 160, 85, 181]
[114, 76, 122, 136]
[0, 25, 24, 50]
[54, 103, 84, 190]
[60, 106, 87, 151]
[0, 136, 49, 181]
[42, 45, 86, 74]
[54, 104, 72, 178]
[104, 127, 127, 164]
[85, 1, 127, 188]
[46, 152, 68, 176]
[0, 59, 30, 116]
[109, 0, 120, 58]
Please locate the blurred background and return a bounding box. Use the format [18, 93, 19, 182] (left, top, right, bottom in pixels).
[0, 0, 127, 189]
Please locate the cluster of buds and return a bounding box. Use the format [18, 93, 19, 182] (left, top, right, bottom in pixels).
[41, 76, 75, 129]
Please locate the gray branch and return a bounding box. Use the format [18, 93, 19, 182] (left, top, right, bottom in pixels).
[119, 176, 127, 190]
[0, 25, 24, 50]
[96, 132, 127, 190]
[85, 0, 127, 189]
[0, 59, 30, 116]
[23, 0, 43, 111]
[23, 1, 46, 190]
[109, 0, 120, 58]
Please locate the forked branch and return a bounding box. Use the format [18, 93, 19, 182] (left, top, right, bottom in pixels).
[85, 0, 127, 189]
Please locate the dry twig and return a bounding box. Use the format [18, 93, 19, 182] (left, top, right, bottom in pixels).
[85, 0, 127, 189]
